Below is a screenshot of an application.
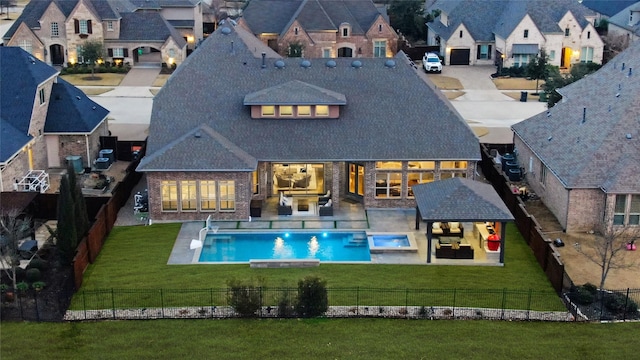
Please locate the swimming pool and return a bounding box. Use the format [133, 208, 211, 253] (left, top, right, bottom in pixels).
[198, 231, 371, 263]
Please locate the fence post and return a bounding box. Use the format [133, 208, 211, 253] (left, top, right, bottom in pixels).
[83, 291, 87, 320]
[623, 288, 630, 321]
[34, 291, 40, 322]
[160, 289, 165, 318]
[210, 288, 214, 319]
[526, 289, 532, 321]
[111, 288, 116, 320]
[356, 287, 359, 316]
[259, 287, 263, 317]
[501, 288, 507, 320]
[452, 289, 456, 318]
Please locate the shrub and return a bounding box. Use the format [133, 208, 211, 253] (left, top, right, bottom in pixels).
[15, 267, 26, 281]
[32, 281, 46, 291]
[603, 292, 639, 314]
[16, 281, 29, 292]
[26, 268, 41, 282]
[295, 276, 328, 318]
[226, 279, 262, 317]
[569, 285, 595, 305]
[27, 258, 48, 271]
[276, 289, 295, 317]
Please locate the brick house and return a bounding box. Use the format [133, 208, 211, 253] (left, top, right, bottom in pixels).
[136, 23, 480, 222]
[0, 47, 109, 192]
[511, 41, 640, 235]
[238, 0, 399, 58]
[0, 0, 217, 67]
[426, 0, 604, 68]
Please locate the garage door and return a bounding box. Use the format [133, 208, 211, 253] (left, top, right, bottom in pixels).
[449, 49, 470, 65]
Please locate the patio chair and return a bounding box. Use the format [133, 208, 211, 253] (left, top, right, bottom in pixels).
[319, 199, 333, 216]
[278, 193, 293, 215]
[432, 222, 444, 236]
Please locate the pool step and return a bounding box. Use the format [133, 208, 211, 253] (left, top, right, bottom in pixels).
[344, 233, 368, 247]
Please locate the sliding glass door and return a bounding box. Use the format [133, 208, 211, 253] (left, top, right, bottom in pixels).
[272, 163, 324, 195]
[347, 163, 365, 199]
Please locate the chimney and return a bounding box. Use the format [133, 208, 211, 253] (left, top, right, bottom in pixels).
[261, 52, 266, 68]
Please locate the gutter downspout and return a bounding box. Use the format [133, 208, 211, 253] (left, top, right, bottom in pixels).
[85, 134, 91, 169]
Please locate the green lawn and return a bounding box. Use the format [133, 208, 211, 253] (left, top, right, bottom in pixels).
[1, 320, 637, 359]
[72, 223, 563, 310]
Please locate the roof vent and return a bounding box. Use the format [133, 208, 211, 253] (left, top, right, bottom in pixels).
[581, 107, 586, 124]
[261, 52, 266, 69]
[300, 59, 311, 68]
[28, 56, 36, 64]
[351, 60, 362, 69]
[195, 131, 201, 138]
[230, 40, 234, 54]
[274, 60, 285, 69]
[326, 60, 337, 68]
[626, 133, 632, 139]
[628, 68, 632, 77]
[221, 27, 231, 35]
[384, 59, 396, 68]
[546, 110, 551, 117]
[76, 95, 81, 100]
[547, 136, 553, 141]
[608, 105, 612, 112]
[92, 106, 96, 110]
[621, 62, 625, 70]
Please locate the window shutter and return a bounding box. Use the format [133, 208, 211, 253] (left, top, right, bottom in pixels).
[108, 48, 113, 57]
[488, 45, 492, 60]
[87, 20, 92, 34]
[74, 19, 79, 34]
[477, 45, 481, 59]
[123, 48, 129, 57]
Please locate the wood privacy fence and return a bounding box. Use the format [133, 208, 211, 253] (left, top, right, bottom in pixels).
[479, 145, 569, 294]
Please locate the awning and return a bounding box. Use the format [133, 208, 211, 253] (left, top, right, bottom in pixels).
[512, 44, 539, 55]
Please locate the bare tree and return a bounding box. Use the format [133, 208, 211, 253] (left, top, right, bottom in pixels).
[0, 0, 17, 19]
[574, 227, 638, 291]
[0, 209, 33, 291]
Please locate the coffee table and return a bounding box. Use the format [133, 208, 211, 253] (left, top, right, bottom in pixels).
[297, 199, 309, 212]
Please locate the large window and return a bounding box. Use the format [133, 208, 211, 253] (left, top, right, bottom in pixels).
[375, 173, 401, 198]
[219, 181, 236, 211]
[373, 40, 386, 58]
[408, 172, 434, 197]
[376, 161, 402, 169]
[181, 181, 197, 211]
[408, 161, 435, 169]
[322, 48, 331, 58]
[630, 195, 640, 225]
[614, 195, 627, 225]
[440, 161, 467, 170]
[440, 173, 466, 180]
[540, 164, 547, 186]
[262, 105, 275, 116]
[112, 48, 124, 58]
[161, 181, 178, 211]
[315, 105, 329, 116]
[51, 22, 59, 37]
[513, 54, 531, 67]
[580, 47, 594, 62]
[107, 21, 113, 31]
[297, 105, 311, 116]
[477, 44, 491, 59]
[76, 46, 84, 63]
[79, 20, 89, 34]
[200, 181, 216, 211]
[279, 105, 293, 116]
[19, 40, 32, 54]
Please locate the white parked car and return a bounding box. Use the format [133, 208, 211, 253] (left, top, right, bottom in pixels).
[422, 53, 442, 73]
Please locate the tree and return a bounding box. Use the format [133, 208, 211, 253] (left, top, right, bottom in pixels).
[56, 174, 78, 263]
[0, 0, 16, 19]
[525, 49, 549, 94]
[78, 40, 105, 79]
[67, 164, 89, 238]
[573, 227, 638, 292]
[388, 0, 427, 43]
[0, 209, 33, 291]
[542, 62, 601, 108]
[295, 276, 328, 318]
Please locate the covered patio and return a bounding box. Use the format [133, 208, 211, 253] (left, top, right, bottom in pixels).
[412, 178, 515, 264]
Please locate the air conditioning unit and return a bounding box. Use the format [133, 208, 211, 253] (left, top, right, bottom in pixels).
[94, 157, 110, 170]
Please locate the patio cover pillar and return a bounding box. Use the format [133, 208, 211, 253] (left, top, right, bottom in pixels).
[499, 221, 506, 264]
[426, 222, 433, 264]
[415, 206, 420, 230]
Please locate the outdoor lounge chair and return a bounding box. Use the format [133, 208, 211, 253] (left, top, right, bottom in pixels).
[432, 222, 444, 236]
[278, 193, 293, 215]
[319, 199, 333, 216]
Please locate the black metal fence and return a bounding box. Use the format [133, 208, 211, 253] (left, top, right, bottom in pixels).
[61, 287, 579, 321]
[564, 287, 640, 322]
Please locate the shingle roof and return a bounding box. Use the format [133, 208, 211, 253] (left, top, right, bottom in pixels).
[0, 47, 57, 163]
[580, 0, 638, 17]
[512, 41, 640, 193]
[243, 80, 347, 105]
[44, 78, 109, 133]
[413, 178, 514, 222]
[138, 25, 480, 172]
[427, 0, 597, 41]
[607, 2, 640, 36]
[118, 11, 187, 45]
[241, 0, 385, 36]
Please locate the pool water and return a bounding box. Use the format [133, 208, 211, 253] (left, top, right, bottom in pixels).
[198, 231, 371, 262]
[372, 235, 410, 247]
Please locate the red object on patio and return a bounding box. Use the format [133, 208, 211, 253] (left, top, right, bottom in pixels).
[487, 234, 501, 251]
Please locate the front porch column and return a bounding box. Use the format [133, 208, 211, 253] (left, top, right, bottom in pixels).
[332, 162, 340, 210]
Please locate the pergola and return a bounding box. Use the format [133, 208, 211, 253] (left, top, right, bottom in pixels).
[412, 178, 514, 264]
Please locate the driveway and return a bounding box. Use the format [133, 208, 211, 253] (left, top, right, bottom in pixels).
[438, 65, 547, 144]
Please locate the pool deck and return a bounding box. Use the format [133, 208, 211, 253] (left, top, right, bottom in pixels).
[167, 202, 502, 266]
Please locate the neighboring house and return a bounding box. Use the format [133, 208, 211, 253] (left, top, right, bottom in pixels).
[0, 0, 216, 67]
[605, 1, 640, 44]
[0, 47, 109, 192]
[238, 0, 398, 58]
[425, 0, 604, 68]
[511, 41, 640, 235]
[136, 23, 480, 222]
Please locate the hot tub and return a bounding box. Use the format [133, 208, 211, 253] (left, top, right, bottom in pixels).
[368, 233, 418, 253]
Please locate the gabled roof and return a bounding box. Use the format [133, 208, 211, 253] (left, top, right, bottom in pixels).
[607, 1, 640, 36]
[0, 47, 57, 163]
[243, 80, 347, 106]
[44, 78, 109, 133]
[138, 24, 479, 172]
[580, 0, 638, 17]
[118, 11, 187, 45]
[427, 0, 596, 42]
[138, 124, 258, 171]
[413, 178, 514, 222]
[241, 0, 387, 36]
[512, 41, 640, 193]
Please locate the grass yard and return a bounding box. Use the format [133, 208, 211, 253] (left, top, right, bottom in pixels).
[59, 73, 125, 86]
[426, 75, 464, 90]
[72, 223, 562, 310]
[1, 320, 637, 359]
[152, 74, 171, 87]
[492, 77, 545, 90]
[80, 87, 114, 96]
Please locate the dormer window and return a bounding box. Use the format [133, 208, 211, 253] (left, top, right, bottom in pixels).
[245, 80, 346, 119]
[107, 21, 114, 31]
[340, 23, 351, 37]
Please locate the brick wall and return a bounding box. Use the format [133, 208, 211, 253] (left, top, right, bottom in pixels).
[65, 3, 104, 64]
[58, 120, 109, 168]
[146, 171, 252, 222]
[566, 188, 605, 232]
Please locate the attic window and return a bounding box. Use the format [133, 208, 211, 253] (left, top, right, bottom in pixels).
[564, 28, 570, 36]
[294, 27, 299, 35]
[280, 105, 293, 116]
[523, 29, 529, 38]
[107, 21, 114, 31]
[378, 24, 383, 32]
[459, 30, 463, 38]
[261, 105, 275, 116]
[315, 105, 329, 116]
[298, 105, 311, 116]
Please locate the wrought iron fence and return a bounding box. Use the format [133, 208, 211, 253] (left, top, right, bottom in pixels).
[60, 287, 577, 321]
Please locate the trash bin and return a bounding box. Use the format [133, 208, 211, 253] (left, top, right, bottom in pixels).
[508, 168, 521, 181]
[538, 91, 547, 102]
[506, 161, 519, 171]
[502, 153, 515, 171]
[65, 155, 83, 174]
[520, 91, 528, 102]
